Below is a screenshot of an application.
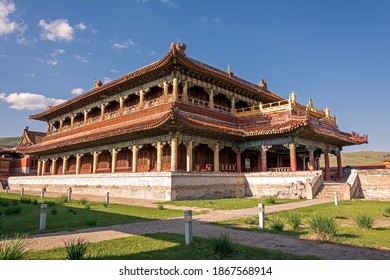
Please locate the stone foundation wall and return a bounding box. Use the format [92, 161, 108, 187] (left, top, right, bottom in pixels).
[356, 169, 390, 200]
[172, 173, 245, 200]
[244, 171, 320, 199]
[8, 173, 173, 200]
[8, 171, 320, 200]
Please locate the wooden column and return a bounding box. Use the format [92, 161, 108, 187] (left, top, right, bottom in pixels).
[308, 149, 315, 171]
[37, 160, 42, 176]
[51, 158, 57, 175]
[59, 119, 64, 132]
[111, 149, 118, 173]
[289, 143, 297, 172]
[324, 152, 331, 181]
[163, 81, 169, 103]
[261, 146, 268, 172]
[236, 151, 242, 172]
[62, 156, 69, 175]
[83, 109, 89, 125]
[172, 78, 179, 102]
[186, 141, 193, 172]
[100, 104, 106, 121]
[41, 160, 47, 175]
[183, 81, 188, 103]
[92, 151, 99, 174]
[132, 145, 138, 173]
[171, 138, 177, 172]
[213, 143, 220, 172]
[208, 89, 214, 110]
[76, 154, 82, 175]
[257, 151, 262, 172]
[231, 96, 236, 116]
[157, 142, 163, 172]
[70, 114, 75, 128]
[337, 152, 343, 181]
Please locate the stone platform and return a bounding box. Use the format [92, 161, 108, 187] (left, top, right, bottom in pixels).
[8, 171, 320, 201]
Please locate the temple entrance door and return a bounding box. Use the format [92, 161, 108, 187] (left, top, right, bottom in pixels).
[242, 150, 258, 172]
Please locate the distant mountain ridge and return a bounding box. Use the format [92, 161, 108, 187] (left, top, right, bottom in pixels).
[0, 137, 20, 147]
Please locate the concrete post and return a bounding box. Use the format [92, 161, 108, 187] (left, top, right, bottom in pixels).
[105, 192, 110, 206]
[41, 188, 45, 199]
[21, 187, 24, 197]
[67, 187, 72, 202]
[258, 203, 265, 229]
[334, 191, 339, 206]
[39, 204, 47, 230]
[184, 210, 193, 245]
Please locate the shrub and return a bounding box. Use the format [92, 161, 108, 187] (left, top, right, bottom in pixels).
[285, 212, 302, 230]
[64, 237, 90, 260]
[11, 200, 18, 206]
[4, 206, 22, 216]
[384, 207, 390, 217]
[264, 196, 276, 204]
[43, 200, 57, 207]
[20, 197, 31, 204]
[79, 197, 89, 205]
[84, 203, 91, 210]
[32, 199, 38, 205]
[209, 233, 237, 257]
[244, 217, 257, 225]
[85, 220, 97, 227]
[67, 208, 77, 215]
[269, 216, 285, 231]
[307, 214, 337, 242]
[157, 204, 165, 210]
[58, 195, 68, 205]
[0, 199, 10, 207]
[51, 208, 58, 215]
[0, 234, 29, 260]
[354, 213, 375, 230]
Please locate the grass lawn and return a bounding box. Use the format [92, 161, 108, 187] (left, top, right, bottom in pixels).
[216, 200, 390, 249]
[26, 232, 316, 260]
[0, 193, 183, 235]
[158, 197, 299, 210]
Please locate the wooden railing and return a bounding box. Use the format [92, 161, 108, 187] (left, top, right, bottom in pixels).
[188, 97, 208, 108]
[115, 167, 132, 173]
[214, 104, 231, 114]
[268, 167, 291, 172]
[220, 163, 236, 172]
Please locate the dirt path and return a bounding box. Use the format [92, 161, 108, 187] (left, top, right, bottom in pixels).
[13, 192, 389, 260]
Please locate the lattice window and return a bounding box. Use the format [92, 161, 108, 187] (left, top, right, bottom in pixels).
[98, 156, 110, 169]
[117, 153, 128, 168]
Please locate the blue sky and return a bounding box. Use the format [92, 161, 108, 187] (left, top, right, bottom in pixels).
[0, 0, 389, 152]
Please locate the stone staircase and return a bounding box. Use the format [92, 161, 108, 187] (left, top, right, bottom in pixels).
[315, 182, 345, 199]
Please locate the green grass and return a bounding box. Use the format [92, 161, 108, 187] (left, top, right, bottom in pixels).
[26, 232, 316, 260]
[215, 200, 390, 249]
[0, 193, 183, 235]
[158, 197, 298, 210]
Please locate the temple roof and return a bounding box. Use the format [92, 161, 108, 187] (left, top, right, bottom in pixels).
[18, 127, 46, 146]
[20, 103, 367, 155]
[30, 42, 283, 122]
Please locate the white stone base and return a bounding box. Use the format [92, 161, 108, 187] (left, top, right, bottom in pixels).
[8, 171, 320, 200]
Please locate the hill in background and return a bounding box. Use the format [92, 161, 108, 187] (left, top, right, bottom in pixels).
[0, 137, 20, 147]
[320, 151, 388, 167]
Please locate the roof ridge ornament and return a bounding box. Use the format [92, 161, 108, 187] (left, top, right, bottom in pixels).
[170, 41, 186, 56]
[227, 65, 233, 78]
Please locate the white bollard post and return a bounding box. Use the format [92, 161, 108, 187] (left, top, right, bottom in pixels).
[21, 187, 24, 197]
[5, 186, 9, 194]
[41, 188, 45, 199]
[258, 203, 265, 229]
[105, 192, 110, 206]
[39, 204, 48, 230]
[67, 188, 72, 202]
[334, 191, 339, 206]
[184, 210, 193, 245]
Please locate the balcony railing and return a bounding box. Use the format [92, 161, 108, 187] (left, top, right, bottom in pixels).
[188, 97, 208, 108]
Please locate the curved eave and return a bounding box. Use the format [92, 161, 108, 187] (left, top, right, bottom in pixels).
[19, 112, 175, 155]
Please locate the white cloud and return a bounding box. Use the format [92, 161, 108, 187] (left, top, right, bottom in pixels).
[70, 88, 84, 95]
[51, 49, 65, 57]
[0, 0, 18, 35]
[0, 92, 66, 110]
[160, 0, 178, 9]
[75, 22, 87, 31]
[38, 19, 74, 42]
[25, 73, 35, 78]
[46, 58, 60, 66]
[148, 50, 158, 56]
[112, 39, 136, 49]
[111, 69, 119, 73]
[102, 77, 111, 84]
[74, 53, 88, 63]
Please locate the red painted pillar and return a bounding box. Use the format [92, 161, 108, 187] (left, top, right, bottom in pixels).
[261, 149, 267, 172]
[257, 152, 262, 172]
[289, 143, 297, 172]
[337, 153, 343, 181]
[236, 152, 242, 172]
[308, 149, 315, 171]
[324, 152, 331, 181]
